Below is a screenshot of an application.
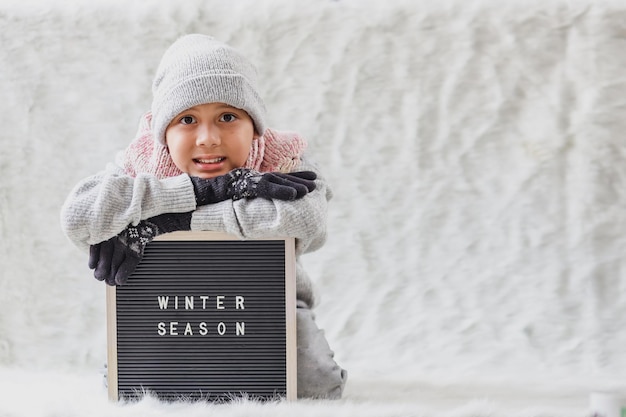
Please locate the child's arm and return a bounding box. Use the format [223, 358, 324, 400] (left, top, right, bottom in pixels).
[60, 159, 197, 252]
[189, 153, 332, 255]
[79, 166, 320, 286]
[61, 156, 319, 254]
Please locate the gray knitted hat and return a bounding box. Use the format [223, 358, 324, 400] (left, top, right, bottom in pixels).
[151, 34, 267, 145]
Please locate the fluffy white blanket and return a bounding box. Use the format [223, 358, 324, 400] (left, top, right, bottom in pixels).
[1, 0, 625, 415]
[0, 368, 593, 416]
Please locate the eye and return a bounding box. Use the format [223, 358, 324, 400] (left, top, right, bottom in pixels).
[219, 113, 238, 123]
[179, 115, 195, 125]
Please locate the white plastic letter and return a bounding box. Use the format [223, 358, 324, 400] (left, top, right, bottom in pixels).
[157, 296, 169, 310]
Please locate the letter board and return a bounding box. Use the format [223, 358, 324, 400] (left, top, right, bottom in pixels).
[106, 231, 297, 402]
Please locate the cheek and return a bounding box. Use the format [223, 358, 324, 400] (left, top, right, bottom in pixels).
[237, 138, 255, 163]
[165, 136, 188, 166]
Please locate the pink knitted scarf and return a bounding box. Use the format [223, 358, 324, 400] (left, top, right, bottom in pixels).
[122, 112, 307, 179]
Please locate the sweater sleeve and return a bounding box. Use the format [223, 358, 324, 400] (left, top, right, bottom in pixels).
[189, 154, 333, 255]
[60, 156, 197, 252]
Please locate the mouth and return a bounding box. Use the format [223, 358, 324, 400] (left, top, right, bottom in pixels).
[194, 157, 226, 164]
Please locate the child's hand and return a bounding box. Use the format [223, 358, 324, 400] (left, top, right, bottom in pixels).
[191, 169, 317, 204]
[88, 212, 192, 285]
[251, 171, 317, 201]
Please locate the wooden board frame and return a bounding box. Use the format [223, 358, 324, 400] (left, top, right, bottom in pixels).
[106, 231, 297, 402]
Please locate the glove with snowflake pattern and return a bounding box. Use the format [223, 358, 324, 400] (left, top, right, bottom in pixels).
[190, 169, 317, 205]
[88, 212, 192, 286]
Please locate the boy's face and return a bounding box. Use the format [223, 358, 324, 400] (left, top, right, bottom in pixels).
[165, 102, 257, 178]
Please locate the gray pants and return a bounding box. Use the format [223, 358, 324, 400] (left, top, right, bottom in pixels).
[296, 301, 348, 399]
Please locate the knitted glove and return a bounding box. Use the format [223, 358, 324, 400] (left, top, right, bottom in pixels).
[88, 212, 192, 286]
[190, 169, 317, 205]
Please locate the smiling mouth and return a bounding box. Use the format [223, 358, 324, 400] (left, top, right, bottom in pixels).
[194, 157, 225, 164]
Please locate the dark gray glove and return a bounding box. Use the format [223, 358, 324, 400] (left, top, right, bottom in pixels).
[89, 212, 192, 286]
[190, 169, 317, 205]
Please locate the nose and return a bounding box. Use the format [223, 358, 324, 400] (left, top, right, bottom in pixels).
[196, 122, 220, 147]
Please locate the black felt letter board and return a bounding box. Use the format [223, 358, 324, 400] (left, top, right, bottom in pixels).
[106, 232, 296, 402]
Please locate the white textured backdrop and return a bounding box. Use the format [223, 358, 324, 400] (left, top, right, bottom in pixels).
[1, 0, 625, 415]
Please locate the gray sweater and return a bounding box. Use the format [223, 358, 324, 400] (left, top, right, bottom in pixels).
[60, 151, 331, 307]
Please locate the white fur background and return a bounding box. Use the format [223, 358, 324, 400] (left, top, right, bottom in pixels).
[1, 0, 625, 415]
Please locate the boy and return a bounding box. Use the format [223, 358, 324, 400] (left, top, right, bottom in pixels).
[61, 34, 346, 399]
